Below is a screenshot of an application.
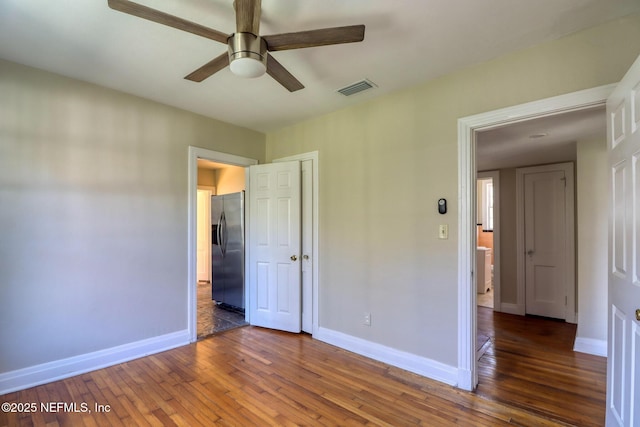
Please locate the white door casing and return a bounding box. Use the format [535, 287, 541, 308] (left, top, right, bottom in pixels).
[606, 54, 640, 427]
[518, 163, 574, 320]
[248, 161, 302, 333]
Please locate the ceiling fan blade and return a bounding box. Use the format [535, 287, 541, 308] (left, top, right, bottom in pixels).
[234, 0, 261, 35]
[266, 54, 304, 92]
[263, 25, 365, 51]
[108, 0, 229, 44]
[184, 53, 230, 82]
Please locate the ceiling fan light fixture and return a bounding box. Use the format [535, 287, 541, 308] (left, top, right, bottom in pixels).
[228, 32, 267, 78]
[230, 56, 266, 78]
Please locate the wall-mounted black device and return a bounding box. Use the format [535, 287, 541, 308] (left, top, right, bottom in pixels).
[438, 198, 447, 214]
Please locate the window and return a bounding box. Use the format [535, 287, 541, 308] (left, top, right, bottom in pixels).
[478, 178, 493, 231]
[484, 181, 493, 231]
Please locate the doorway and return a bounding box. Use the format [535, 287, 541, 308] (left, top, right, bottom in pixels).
[456, 84, 614, 390]
[187, 147, 258, 343]
[196, 159, 248, 339]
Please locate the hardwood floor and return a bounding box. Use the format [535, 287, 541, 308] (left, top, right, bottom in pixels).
[476, 307, 607, 427]
[1, 310, 606, 426]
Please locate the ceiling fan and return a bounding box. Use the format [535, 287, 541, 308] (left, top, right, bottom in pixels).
[107, 0, 366, 92]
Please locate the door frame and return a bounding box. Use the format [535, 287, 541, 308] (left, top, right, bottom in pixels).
[187, 146, 258, 343]
[516, 162, 575, 322]
[456, 84, 615, 390]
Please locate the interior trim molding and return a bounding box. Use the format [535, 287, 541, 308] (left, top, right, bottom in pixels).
[0, 330, 190, 395]
[573, 337, 607, 357]
[315, 327, 458, 387]
[457, 83, 616, 391]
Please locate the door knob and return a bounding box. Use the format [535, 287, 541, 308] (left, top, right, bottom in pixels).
[636, 309, 640, 321]
[527, 250, 535, 256]
[302, 254, 309, 260]
[290, 255, 297, 261]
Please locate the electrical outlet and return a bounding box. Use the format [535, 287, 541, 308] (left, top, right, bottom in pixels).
[364, 312, 371, 326]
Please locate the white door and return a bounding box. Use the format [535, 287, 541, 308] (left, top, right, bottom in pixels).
[196, 189, 211, 282]
[248, 161, 302, 333]
[606, 54, 640, 427]
[521, 163, 574, 320]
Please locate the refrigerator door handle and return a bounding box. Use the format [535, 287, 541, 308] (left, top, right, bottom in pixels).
[217, 212, 224, 257]
[221, 211, 227, 258]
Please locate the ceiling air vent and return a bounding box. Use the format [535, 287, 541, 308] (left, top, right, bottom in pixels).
[337, 79, 377, 96]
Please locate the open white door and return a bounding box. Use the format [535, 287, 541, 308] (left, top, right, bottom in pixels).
[248, 161, 302, 333]
[606, 54, 640, 427]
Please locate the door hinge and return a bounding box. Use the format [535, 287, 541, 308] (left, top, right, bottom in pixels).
[565, 296, 568, 305]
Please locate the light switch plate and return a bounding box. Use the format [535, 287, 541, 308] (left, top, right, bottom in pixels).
[439, 224, 448, 239]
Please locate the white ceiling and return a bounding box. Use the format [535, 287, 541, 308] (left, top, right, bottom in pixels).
[198, 159, 239, 170]
[476, 106, 606, 171]
[1, 0, 638, 134]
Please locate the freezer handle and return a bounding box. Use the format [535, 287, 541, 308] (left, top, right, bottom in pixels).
[221, 211, 227, 258]
[217, 212, 224, 256]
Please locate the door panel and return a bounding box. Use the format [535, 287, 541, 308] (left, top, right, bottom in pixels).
[248, 161, 301, 333]
[612, 161, 627, 277]
[606, 53, 640, 427]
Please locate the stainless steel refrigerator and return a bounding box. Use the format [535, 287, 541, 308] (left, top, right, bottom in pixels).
[211, 191, 245, 310]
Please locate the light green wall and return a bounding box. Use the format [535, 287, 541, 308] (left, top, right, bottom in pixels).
[266, 14, 640, 366]
[0, 59, 265, 373]
[576, 137, 608, 342]
[499, 168, 518, 305]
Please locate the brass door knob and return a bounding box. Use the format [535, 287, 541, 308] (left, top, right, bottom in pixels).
[636, 309, 640, 321]
[290, 255, 297, 261]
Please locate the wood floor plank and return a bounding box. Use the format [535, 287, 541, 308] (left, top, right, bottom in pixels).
[1, 310, 606, 426]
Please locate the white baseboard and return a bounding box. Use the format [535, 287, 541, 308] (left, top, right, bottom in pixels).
[314, 327, 458, 386]
[573, 337, 607, 357]
[500, 302, 524, 316]
[0, 329, 190, 395]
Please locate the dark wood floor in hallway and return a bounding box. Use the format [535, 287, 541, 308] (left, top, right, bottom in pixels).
[476, 306, 607, 426]
[1, 309, 606, 426]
